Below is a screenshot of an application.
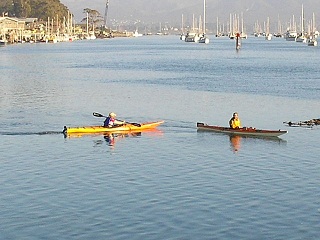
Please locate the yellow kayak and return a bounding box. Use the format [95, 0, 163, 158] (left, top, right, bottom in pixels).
[63, 121, 164, 134]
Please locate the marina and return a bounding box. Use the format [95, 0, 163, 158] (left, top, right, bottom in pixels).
[1, 2, 319, 46]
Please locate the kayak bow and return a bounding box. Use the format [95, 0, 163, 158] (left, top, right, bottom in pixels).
[63, 121, 164, 134]
[197, 122, 287, 137]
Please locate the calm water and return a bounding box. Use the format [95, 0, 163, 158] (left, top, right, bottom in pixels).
[1, 36, 319, 239]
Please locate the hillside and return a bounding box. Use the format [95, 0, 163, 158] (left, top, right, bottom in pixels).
[0, 0, 69, 20]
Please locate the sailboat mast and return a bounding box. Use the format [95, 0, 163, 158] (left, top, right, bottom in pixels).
[104, 0, 109, 27]
[203, 0, 206, 34]
[301, 4, 304, 34]
[216, 16, 219, 36]
[181, 14, 184, 33]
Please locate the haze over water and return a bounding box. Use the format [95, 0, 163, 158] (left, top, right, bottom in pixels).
[1, 36, 319, 239]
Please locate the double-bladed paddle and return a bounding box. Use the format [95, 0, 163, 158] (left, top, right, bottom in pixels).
[93, 112, 141, 127]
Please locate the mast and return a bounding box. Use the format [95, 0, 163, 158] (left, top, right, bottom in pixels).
[104, 0, 110, 27]
[216, 16, 219, 36]
[181, 14, 184, 34]
[301, 4, 304, 34]
[312, 12, 316, 33]
[192, 14, 195, 31]
[203, 0, 206, 34]
[199, 15, 202, 33]
[86, 12, 89, 35]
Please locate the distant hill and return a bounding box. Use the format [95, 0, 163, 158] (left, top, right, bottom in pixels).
[61, 0, 320, 32]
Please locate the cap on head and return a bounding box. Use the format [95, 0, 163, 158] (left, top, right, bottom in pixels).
[109, 112, 116, 117]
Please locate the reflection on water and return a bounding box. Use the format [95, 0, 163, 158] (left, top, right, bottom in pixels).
[230, 135, 241, 152]
[229, 134, 287, 153]
[1, 37, 319, 240]
[65, 128, 164, 149]
[103, 132, 142, 147]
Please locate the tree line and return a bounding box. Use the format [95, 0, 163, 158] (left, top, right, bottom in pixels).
[0, 0, 69, 20]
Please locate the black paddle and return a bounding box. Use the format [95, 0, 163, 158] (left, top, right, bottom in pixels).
[93, 112, 141, 127]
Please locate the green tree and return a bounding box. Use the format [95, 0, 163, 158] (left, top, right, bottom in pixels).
[82, 8, 103, 30]
[13, 0, 32, 17]
[0, 0, 69, 20]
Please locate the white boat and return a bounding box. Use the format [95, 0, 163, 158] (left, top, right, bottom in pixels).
[0, 33, 7, 45]
[185, 32, 200, 43]
[296, 5, 307, 43]
[199, 34, 209, 44]
[296, 35, 307, 43]
[240, 33, 248, 39]
[0, 39, 7, 45]
[89, 34, 96, 40]
[285, 30, 297, 41]
[266, 33, 272, 41]
[179, 14, 186, 41]
[265, 17, 272, 41]
[133, 30, 143, 37]
[307, 38, 318, 46]
[184, 14, 200, 43]
[240, 13, 247, 39]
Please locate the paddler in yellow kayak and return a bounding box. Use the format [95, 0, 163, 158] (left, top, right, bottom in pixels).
[104, 112, 125, 127]
[229, 112, 241, 129]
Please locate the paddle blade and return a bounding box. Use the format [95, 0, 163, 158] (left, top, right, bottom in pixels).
[93, 112, 105, 118]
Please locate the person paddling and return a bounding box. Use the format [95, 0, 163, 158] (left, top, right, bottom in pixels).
[104, 112, 125, 127]
[229, 112, 241, 129]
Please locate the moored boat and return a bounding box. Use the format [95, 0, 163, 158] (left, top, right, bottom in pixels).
[63, 121, 164, 134]
[197, 122, 287, 137]
[285, 30, 297, 41]
[307, 38, 317, 46]
[0, 39, 7, 45]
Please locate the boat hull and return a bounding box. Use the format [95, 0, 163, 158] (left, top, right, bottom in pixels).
[64, 121, 164, 134]
[197, 122, 287, 137]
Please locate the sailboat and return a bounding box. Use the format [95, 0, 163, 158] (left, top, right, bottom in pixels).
[307, 36, 318, 46]
[185, 14, 200, 42]
[240, 13, 247, 39]
[133, 29, 143, 37]
[307, 12, 318, 46]
[180, 14, 186, 41]
[296, 4, 307, 43]
[285, 15, 297, 41]
[199, 0, 209, 44]
[265, 17, 272, 40]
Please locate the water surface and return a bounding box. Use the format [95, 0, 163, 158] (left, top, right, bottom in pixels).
[0, 36, 319, 239]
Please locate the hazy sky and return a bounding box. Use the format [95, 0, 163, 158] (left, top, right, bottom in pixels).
[60, 0, 320, 28]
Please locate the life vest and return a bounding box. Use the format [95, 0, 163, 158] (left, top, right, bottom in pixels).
[229, 118, 241, 129]
[104, 117, 115, 127]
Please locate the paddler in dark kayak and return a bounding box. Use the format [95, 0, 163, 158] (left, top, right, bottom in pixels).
[104, 112, 125, 127]
[229, 112, 241, 129]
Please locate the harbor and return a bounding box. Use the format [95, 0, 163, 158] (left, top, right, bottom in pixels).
[1, 3, 319, 46]
[1, 35, 319, 239]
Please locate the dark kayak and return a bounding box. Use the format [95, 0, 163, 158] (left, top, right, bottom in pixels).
[197, 122, 287, 137]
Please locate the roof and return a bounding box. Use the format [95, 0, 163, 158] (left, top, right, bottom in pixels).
[0, 17, 34, 23]
[0, 17, 24, 23]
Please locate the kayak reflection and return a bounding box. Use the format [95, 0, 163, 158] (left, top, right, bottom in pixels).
[64, 128, 164, 149]
[103, 132, 142, 147]
[229, 134, 287, 153]
[230, 135, 241, 152]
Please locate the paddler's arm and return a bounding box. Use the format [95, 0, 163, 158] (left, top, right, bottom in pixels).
[114, 119, 125, 125]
